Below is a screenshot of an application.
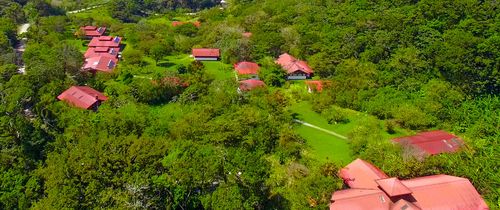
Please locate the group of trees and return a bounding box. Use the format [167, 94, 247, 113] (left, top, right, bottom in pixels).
[0, 0, 499, 209]
[109, 0, 222, 22]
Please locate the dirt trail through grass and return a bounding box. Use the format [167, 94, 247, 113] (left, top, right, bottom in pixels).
[293, 119, 348, 140]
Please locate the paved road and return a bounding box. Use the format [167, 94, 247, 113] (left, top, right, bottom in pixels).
[293, 119, 348, 140]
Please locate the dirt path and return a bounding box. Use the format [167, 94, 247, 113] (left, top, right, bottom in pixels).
[293, 119, 348, 140]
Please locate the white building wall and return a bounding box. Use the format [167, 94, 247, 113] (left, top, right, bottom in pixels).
[194, 57, 218, 61]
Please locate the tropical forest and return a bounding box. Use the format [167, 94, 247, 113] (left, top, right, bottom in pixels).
[0, 0, 498, 209]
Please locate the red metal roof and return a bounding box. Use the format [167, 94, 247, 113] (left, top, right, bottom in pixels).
[330, 159, 489, 210]
[401, 175, 488, 210]
[172, 21, 201, 27]
[83, 56, 118, 73]
[234, 61, 260, 75]
[276, 53, 313, 75]
[392, 130, 464, 155]
[84, 26, 97, 30]
[239, 79, 265, 91]
[88, 36, 122, 48]
[391, 200, 421, 210]
[57, 86, 107, 109]
[84, 47, 120, 59]
[331, 189, 391, 210]
[339, 158, 389, 189]
[192, 48, 220, 57]
[242, 32, 252, 38]
[375, 178, 412, 197]
[80, 26, 106, 37]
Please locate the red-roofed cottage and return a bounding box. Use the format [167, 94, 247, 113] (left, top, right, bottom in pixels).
[83, 56, 118, 73]
[172, 21, 201, 27]
[234, 61, 260, 79]
[57, 86, 108, 110]
[192, 48, 220, 61]
[392, 130, 464, 156]
[84, 46, 120, 59]
[276, 53, 313, 80]
[238, 79, 265, 92]
[78, 26, 106, 38]
[88, 36, 122, 48]
[330, 159, 488, 210]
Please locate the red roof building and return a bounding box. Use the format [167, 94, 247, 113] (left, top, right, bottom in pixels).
[339, 159, 389, 189]
[84, 46, 120, 59]
[305, 80, 323, 93]
[79, 26, 106, 38]
[276, 53, 313, 80]
[330, 159, 488, 210]
[57, 86, 108, 110]
[83, 56, 118, 73]
[238, 79, 265, 92]
[88, 36, 122, 48]
[242, 32, 252, 38]
[234, 61, 260, 75]
[392, 130, 464, 156]
[192, 48, 220, 61]
[172, 21, 201, 27]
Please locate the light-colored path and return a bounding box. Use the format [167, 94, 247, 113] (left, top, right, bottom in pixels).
[293, 119, 348, 140]
[133, 75, 153, 80]
[67, 5, 100, 14]
[17, 23, 30, 35]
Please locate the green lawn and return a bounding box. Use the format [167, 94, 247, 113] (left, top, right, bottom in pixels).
[202, 61, 234, 80]
[133, 53, 233, 80]
[297, 125, 353, 164]
[290, 101, 409, 164]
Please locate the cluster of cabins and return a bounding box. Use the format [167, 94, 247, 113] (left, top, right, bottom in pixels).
[58, 26, 124, 110]
[80, 26, 122, 74]
[191, 45, 321, 92]
[329, 130, 489, 209]
[59, 23, 489, 209]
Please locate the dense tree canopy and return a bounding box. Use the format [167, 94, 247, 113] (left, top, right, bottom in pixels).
[0, 0, 498, 209]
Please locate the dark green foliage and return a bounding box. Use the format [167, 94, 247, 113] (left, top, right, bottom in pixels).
[1, 0, 499, 209]
[321, 106, 350, 125]
[258, 57, 286, 87]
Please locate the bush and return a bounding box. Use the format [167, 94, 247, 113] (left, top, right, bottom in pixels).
[392, 104, 436, 130]
[385, 119, 398, 134]
[321, 106, 350, 124]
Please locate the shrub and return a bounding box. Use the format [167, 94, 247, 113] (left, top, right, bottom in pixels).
[321, 106, 350, 124]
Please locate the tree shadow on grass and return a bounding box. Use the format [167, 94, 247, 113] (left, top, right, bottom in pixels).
[157, 62, 176, 68]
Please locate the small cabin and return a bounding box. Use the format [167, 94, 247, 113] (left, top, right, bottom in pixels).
[83, 56, 118, 73]
[234, 61, 260, 79]
[78, 26, 106, 38]
[192, 48, 220, 61]
[276, 53, 313, 80]
[57, 86, 108, 111]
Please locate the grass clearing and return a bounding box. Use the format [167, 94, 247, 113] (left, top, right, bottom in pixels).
[290, 101, 410, 164]
[298, 125, 352, 164]
[132, 53, 233, 80]
[202, 61, 234, 80]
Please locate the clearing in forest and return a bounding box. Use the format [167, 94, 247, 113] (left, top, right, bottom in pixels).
[290, 101, 408, 164]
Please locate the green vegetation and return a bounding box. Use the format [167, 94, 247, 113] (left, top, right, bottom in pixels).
[0, 0, 499, 209]
[295, 125, 351, 164]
